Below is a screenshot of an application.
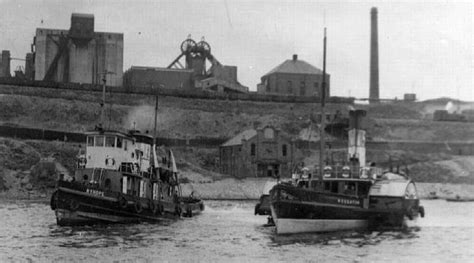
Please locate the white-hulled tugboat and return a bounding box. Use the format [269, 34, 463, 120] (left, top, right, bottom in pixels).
[50, 80, 203, 226]
[268, 29, 423, 234]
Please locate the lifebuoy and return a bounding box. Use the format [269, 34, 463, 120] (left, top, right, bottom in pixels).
[105, 157, 116, 166]
[323, 166, 332, 178]
[69, 200, 79, 211]
[360, 168, 369, 179]
[134, 201, 143, 214]
[342, 166, 350, 178]
[118, 195, 128, 209]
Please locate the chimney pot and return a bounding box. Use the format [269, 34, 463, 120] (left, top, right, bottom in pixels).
[292, 54, 298, 61]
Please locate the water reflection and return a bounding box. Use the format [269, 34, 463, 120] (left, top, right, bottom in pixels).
[269, 227, 421, 247]
[0, 200, 472, 262]
[49, 221, 178, 248]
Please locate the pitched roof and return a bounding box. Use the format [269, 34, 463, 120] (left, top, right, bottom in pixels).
[221, 129, 257, 147]
[263, 58, 324, 78]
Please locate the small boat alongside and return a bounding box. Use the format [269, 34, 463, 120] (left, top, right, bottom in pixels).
[446, 195, 474, 202]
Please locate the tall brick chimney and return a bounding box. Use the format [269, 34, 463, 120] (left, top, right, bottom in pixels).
[369, 7, 379, 101]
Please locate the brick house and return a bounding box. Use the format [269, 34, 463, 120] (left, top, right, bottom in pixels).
[257, 54, 330, 97]
[219, 126, 294, 178]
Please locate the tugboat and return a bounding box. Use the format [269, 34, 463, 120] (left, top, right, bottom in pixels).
[268, 29, 424, 234]
[50, 79, 203, 226]
[269, 108, 425, 234]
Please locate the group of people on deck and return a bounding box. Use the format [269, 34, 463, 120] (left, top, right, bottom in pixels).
[292, 163, 312, 188]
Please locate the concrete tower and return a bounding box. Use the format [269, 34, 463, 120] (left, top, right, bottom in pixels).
[369, 7, 379, 101]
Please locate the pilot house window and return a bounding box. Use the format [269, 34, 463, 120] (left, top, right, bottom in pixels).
[105, 136, 115, 147]
[87, 136, 94, 146]
[95, 136, 104, 147]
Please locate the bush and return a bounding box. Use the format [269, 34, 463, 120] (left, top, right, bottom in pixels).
[30, 162, 57, 188]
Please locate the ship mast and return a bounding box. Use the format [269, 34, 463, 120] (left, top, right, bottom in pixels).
[99, 73, 106, 129]
[319, 28, 327, 181]
[99, 71, 114, 129]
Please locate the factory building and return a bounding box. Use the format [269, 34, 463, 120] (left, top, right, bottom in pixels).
[33, 13, 123, 86]
[257, 54, 330, 97]
[124, 37, 248, 93]
[123, 67, 194, 91]
[219, 126, 294, 178]
[0, 50, 11, 78]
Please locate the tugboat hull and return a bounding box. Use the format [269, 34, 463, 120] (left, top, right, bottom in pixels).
[269, 183, 421, 234]
[273, 218, 368, 234]
[51, 181, 200, 226]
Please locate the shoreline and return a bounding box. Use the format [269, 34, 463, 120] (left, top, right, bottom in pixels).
[1, 180, 473, 202]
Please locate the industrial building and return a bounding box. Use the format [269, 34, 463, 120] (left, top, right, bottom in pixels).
[124, 37, 248, 93]
[0, 50, 11, 78]
[257, 54, 330, 97]
[123, 67, 194, 91]
[33, 13, 123, 86]
[219, 126, 294, 178]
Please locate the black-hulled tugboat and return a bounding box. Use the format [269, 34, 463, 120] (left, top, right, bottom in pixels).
[268, 29, 423, 234]
[50, 80, 203, 226]
[269, 108, 425, 234]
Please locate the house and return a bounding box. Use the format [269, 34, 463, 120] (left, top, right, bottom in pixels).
[219, 126, 294, 178]
[257, 54, 330, 97]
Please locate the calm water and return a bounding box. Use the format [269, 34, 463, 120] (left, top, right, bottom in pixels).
[0, 200, 472, 262]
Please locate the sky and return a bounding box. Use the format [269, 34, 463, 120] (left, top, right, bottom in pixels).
[0, 0, 472, 101]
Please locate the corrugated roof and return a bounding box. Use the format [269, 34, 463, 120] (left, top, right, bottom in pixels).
[221, 129, 257, 147]
[263, 58, 323, 77]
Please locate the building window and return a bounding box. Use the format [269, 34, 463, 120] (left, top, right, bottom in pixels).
[251, 143, 256, 156]
[282, 144, 287, 156]
[300, 81, 306, 96]
[287, 81, 292, 94]
[264, 128, 274, 139]
[117, 137, 123, 148]
[314, 82, 319, 96]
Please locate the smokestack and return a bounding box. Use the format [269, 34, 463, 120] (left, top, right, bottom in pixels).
[369, 7, 379, 102]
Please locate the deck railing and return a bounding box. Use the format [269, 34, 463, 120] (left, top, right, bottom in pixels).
[309, 165, 383, 180]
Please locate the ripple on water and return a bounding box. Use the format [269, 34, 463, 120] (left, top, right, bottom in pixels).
[0, 199, 472, 262]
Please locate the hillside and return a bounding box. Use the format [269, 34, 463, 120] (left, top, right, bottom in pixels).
[1, 85, 474, 142]
[0, 84, 473, 200]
